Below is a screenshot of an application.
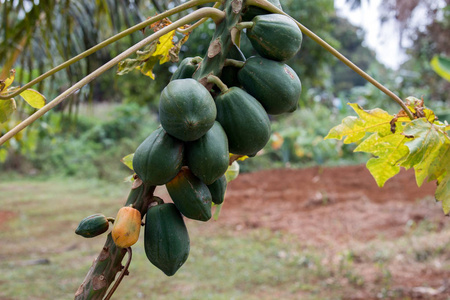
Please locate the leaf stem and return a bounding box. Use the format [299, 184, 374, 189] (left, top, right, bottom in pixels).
[0, 7, 225, 146]
[177, 2, 223, 34]
[224, 58, 245, 68]
[0, 0, 220, 100]
[245, 0, 414, 120]
[235, 21, 254, 31]
[207, 75, 229, 93]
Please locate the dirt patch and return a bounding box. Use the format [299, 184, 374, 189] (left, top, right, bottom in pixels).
[221, 165, 440, 247]
[0, 210, 17, 229]
[214, 165, 449, 299]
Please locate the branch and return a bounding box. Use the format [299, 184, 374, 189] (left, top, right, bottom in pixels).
[0, 0, 220, 100]
[0, 7, 226, 146]
[245, 0, 415, 120]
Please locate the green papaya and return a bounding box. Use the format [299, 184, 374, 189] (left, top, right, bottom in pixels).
[145, 203, 190, 276]
[215, 87, 271, 155]
[207, 175, 227, 205]
[166, 167, 212, 221]
[159, 78, 216, 141]
[246, 14, 302, 62]
[133, 127, 184, 186]
[186, 121, 229, 185]
[171, 57, 202, 81]
[241, 0, 282, 22]
[75, 214, 109, 238]
[238, 56, 301, 115]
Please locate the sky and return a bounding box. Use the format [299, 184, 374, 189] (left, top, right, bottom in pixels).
[334, 0, 407, 69]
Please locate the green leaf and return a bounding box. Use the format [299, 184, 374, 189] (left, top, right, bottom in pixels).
[325, 103, 396, 144]
[355, 133, 409, 187]
[430, 55, 450, 82]
[19, 89, 46, 109]
[121, 153, 134, 171]
[0, 99, 17, 123]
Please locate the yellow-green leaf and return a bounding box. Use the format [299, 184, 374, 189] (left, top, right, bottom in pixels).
[402, 119, 446, 169]
[436, 176, 450, 214]
[1, 69, 16, 92]
[325, 103, 395, 143]
[355, 133, 409, 187]
[431, 55, 450, 82]
[121, 153, 134, 171]
[19, 89, 46, 109]
[153, 30, 176, 65]
[0, 98, 17, 123]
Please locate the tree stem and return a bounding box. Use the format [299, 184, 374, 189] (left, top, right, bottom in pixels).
[0, 7, 225, 146]
[245, 0, 414, 120]
[0, 0, 219, 100]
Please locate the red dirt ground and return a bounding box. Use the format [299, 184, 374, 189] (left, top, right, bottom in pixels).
[216, 165, 450, 299]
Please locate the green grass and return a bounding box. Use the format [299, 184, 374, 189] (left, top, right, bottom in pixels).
[1, 178, 450, 299]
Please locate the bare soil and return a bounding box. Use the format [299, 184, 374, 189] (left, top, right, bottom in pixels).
[217, 165, 450, 299]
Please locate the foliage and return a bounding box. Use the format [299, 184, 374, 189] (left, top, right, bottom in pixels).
[0, 103, 158, 179]
[326, 98, 450, 213]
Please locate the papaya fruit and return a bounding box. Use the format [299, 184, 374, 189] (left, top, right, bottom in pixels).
[144, 203, 190, 276]
[241, 0, 282, 22]
[207, 175, 227, 205]
[215, 87, 271, 155]
[238, 56, 301, 115]
[171, 57, 202, 81]
[75, 214, 109, 238]
[111, 206, 141, 248]
[133, 127, 184, 186]
[166, 167, 212, 221]
[246, 14, 302, 62]
[186, 121, 229, 185]
[159, 79, 216, 142]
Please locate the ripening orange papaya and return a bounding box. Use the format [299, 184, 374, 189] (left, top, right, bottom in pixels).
[111, 206, 141, 248]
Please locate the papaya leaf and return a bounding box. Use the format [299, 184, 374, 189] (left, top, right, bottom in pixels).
[325, 103, 397, 144]
[426, 141, 450, 183]
[0, 148, 7, 162]
[117, 59, 143, 75]
[430, 55, 450, 82]
[19, 89, 46, 109]
[0, 99, 17, 123]
[121, 153, 134, 171]
[355, 133, 410, 187]
[401, 119, 447, 171]
[436, 176, 450, 214]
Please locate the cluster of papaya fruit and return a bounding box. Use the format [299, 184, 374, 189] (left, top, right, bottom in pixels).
[75, 0, 302, 277]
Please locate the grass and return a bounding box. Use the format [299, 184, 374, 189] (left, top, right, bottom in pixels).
[1, 178, 450, 299]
